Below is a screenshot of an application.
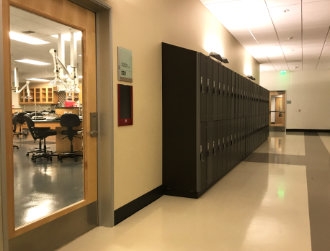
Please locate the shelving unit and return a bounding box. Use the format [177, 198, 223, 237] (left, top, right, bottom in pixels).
[162, 42, 269, 198]
[19, 87, 57, 104]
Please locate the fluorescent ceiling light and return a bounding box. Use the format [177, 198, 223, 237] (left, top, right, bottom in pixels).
[51, 31, 82, 41]
[9, 31, 50, 45]
[26, 78, 50, 82]
[15, 58, 50, 66]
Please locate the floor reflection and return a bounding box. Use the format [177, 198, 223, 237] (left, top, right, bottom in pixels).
[13, 135, 83, 228]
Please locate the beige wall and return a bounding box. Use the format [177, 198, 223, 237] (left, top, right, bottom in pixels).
[106, 0, 259, 209]
[261, 70, 330, 130]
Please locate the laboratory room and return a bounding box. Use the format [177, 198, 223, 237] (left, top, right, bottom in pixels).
[10, 7, 85, 229]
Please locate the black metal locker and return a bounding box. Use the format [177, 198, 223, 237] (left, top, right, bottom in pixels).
[230, 71, 236, 120]
[227, 68, 232, 120]
[212, 59, 219, 121]
[224, 118, 231, 172]
[216, 120, 223, 179]
[199, 121, 208, 194]
[162, 42, 269, 199]
[206, 121, 217, 186]
[217, 64, 224, 121]
[206, 57, 213, 121]
[200, 53, 208, 122]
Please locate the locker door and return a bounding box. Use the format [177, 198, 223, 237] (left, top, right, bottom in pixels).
[227, 68, 232, 120]
[223, 67, 228, 120]
[220, 119, 227, 176]
[199, 53, 207, 122]
[230, 71, 235, 120]
[216, 120, 222, 179]
[206, 57, 213, 121]
[206, 121, 217, 187]
[217, 120, 224, 178]
[233, 118, 239, 165]
[199, 121, 208, 193]
[217, 64, 223, 121]
[212, 60, 219, 121]
[224, 118, 230, 172]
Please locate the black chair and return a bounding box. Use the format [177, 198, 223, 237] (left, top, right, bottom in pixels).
[23, 115, 57, 162]
[58, 114, 83, 161]
[12, 117, 19, 149]
[12, 112, 28, 139]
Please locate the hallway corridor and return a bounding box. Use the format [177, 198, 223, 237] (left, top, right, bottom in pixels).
[58, 131, 330, 251]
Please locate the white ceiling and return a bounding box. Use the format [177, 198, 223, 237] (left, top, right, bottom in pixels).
[200, 0, 330, 72]
[9, 1, 330, 82]
[10, 6, 82, 83]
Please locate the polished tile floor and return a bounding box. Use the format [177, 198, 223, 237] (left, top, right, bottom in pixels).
[13, 134, 84, 228]
[58, 131, 330, 251]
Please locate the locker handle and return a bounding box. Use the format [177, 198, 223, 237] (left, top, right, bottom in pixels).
[200, 145, 205, 162]
[200, 152, 205, 162]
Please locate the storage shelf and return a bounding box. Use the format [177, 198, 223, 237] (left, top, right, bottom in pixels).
[19, 87, 58, 104]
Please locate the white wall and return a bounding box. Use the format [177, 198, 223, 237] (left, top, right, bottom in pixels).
[261, 70, 330, 130]
[106, 0, 259, 209]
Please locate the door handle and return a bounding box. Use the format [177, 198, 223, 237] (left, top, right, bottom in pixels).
[90, 112, 98, 137]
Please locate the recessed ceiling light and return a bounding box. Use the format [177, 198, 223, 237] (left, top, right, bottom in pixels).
[26, 78, 49, 82]
[9, 31, 49, 45]
[15, 58, 50, 66]
[51, 31, 82, 41]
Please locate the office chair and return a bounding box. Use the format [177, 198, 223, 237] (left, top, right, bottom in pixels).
[12, 117, 19, 149]
[58, 113, 83, 161]
[23, 115, 57, 162]
[12, 112, 28, 139]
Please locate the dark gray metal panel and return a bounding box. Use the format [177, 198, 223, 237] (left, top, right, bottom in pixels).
[200, 54, 208, 122]
[199, 122, 208, 193]
[162, 43, 199, 197]
[216, 120, 224, 179]
[217, 64, 224, 121]
[206, 121, 218, 187]
[212, 59, 219, 121]
[222, 67, 228, 120]
[206, 57, 213, 121]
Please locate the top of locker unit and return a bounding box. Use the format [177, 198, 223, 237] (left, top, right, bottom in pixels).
[162, 42, 269, 94]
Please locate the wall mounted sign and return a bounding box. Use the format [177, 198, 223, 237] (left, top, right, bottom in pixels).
[117, 47, 132, 82]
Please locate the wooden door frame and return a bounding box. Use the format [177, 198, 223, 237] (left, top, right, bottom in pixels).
[0, 0, 114, 249]
[269, 90, 286, 131]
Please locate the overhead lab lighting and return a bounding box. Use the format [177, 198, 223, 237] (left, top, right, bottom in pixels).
[26, 78, 50, 82]
[9, 31, 50, 45]
[51, 31, 82, 41]
[15, 58, 50, 66]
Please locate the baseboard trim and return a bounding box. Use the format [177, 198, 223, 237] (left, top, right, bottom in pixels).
[114, 186, 163, 225]
[286, 129, 330, 133]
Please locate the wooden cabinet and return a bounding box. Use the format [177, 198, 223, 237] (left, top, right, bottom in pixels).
[19, 87, 58, 104]
[66, 92, 80, 102]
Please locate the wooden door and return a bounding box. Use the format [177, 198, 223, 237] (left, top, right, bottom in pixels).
[2, 0, 97, 248]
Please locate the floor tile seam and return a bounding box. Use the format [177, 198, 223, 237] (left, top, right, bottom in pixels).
[304, 133, 330, 251]
[244, 153, 307, 166]
[304, 137, 329, 158]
